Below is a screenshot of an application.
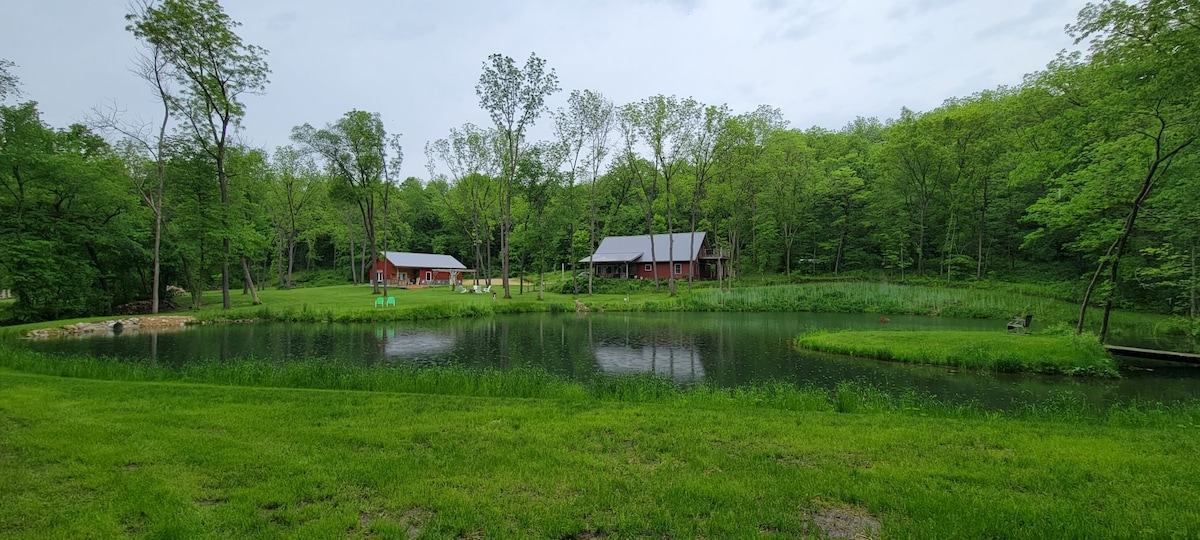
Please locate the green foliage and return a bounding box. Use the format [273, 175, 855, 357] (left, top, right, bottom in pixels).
[0, 58, 19, 102]
[553, 277, 658, 295]
[6, 2, 1200, 328]
[0, 104, 146, 322]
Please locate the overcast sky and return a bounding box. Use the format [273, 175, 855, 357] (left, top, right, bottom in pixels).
[1, 0, 1088, 180]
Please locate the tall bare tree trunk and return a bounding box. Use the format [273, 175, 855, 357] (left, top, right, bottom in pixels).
[1190, 244, 1196, 320]
[1098, 137, 1193, 341]
[241, 256, 261, 304]
[347, 213, 357, 284]
[217, 147, 232, 310]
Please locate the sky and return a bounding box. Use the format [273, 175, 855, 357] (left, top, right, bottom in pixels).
[1, 0, 1089, 180]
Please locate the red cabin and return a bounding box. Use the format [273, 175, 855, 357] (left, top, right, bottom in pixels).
[580, 232, 729, 280]
[373, 252, 470, 286]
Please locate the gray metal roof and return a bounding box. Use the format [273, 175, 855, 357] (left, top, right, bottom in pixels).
[579, 232, 706, 264]
[383, 251, 467, 270]
[582, 251, 643, 263]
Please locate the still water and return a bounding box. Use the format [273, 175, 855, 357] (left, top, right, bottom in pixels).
[20, 312, 1200, 409]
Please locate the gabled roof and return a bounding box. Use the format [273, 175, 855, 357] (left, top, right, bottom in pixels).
[382, 251, 467, 270]
[580, 232, 707, 264]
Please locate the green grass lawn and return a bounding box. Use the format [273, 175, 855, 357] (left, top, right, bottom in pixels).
[2, 281, 1186, 346]
[2, 369, 1198, 538]
[795, 330, 1119, 377]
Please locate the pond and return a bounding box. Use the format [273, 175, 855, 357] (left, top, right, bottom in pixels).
[17, 312, 1200, 410]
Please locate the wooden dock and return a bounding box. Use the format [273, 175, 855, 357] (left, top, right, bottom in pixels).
[1104, 345, 1200, 365]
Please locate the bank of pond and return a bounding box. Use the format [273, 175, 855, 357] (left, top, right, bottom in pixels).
[6, 311, 1200, 412]
[4, 311, 1200, 537]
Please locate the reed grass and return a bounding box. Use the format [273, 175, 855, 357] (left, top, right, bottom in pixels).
[2, 346, 1189, 425]
[688, 282, 1064, 318]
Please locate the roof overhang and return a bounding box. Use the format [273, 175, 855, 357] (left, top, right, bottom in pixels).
[579, 252, 643, 264]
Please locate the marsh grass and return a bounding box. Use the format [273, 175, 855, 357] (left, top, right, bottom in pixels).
[689, 282, 1063, 318]
[795, 330, 1119, 377]
[3, 346, 1190, 425]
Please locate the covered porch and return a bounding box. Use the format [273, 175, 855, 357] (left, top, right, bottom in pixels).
[579, 252, 642, 279]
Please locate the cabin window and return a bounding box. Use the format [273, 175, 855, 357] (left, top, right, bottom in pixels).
[644, 264, 651, 272]
[376, 270, 384, 283]
[425, 271, 432, 281]
[674, 263, 682, 275]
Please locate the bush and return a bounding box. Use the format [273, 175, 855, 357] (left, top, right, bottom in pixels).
[554, 277, 660, 295]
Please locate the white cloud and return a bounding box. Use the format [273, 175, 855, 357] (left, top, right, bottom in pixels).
[0, 0, 1088, 180]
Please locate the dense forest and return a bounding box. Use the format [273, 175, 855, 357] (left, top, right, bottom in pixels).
[0, 0, 1197, 325]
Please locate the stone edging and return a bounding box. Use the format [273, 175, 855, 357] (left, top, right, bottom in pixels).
[25, 316, 197, 339]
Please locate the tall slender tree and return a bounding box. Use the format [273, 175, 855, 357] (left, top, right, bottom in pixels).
[426, 124, 500, 285]
[95, 5, 173, 312]
[554, 90, 614, 295]
[476, 52, 560, 299]
[269, 146, 317, 289]
[127, 0, 270, 309]
[292, 111, 391, 294]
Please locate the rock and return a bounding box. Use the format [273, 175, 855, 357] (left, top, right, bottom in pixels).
[24, 315, 196, 339]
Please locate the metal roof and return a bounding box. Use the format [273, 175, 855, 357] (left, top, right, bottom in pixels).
[581, 251, 643, 263]
[382, 251, 467, 270]
[579, 232, 707, 264]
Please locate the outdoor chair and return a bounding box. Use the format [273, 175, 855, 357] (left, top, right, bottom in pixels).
[386, 296, 396, 307]
[374, 297, 384, 308]
[1006, 314, 1033, 334]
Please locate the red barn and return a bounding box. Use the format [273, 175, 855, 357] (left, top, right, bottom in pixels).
[580, 232, 728, 280]
[373, 252, 470, 286]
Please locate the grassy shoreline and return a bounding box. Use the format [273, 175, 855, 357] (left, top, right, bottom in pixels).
[796, 330, 1120, 377]
[0, 346, 1182, 422]
[2, 369, 1199, 538]
[3, 281, 1190, 339]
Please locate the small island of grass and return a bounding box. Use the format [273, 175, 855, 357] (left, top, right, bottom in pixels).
[795, 330, 1119, 377]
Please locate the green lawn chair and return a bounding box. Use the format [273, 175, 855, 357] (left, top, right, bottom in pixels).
[374, 297, 384, 308]
[386, 296, 396, 307]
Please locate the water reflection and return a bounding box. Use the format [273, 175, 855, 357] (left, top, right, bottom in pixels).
[595, 346, 705, 381]
[14, 311, 1200, 409]
[379, 328, 456, 359]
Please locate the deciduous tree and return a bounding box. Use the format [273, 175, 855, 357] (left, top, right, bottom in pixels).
[127, 0, 270, 309]
[476, 52, 559, 299]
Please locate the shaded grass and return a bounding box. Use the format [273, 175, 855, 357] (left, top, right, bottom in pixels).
[2, 370, 1200, 538]
[796, 330, 1119, 377]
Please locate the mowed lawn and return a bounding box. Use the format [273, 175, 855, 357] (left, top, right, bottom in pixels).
[0, 283, 648, 335]
[2, 370, 1199, 538]
[204, 282, 647, 314]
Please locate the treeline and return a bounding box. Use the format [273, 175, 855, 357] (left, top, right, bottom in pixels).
[0, 0, 1197, 325]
